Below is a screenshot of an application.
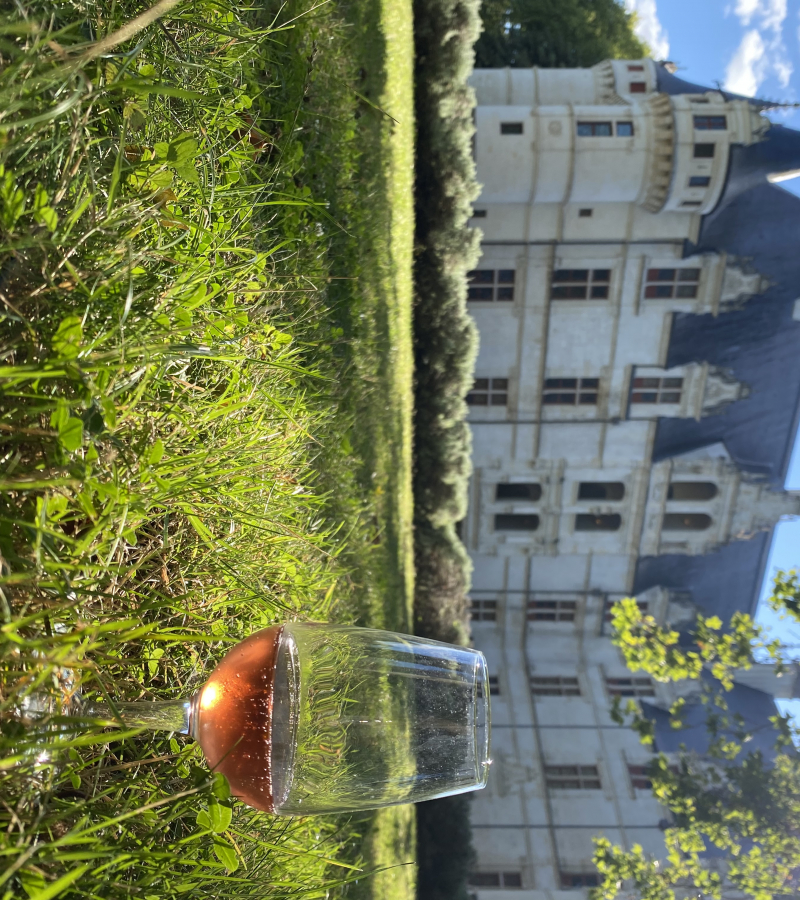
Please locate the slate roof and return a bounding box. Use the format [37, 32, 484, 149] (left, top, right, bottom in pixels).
[636, 71, 800, 623]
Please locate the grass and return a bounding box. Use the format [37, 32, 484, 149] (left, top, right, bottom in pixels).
[0, 0, 415, 897]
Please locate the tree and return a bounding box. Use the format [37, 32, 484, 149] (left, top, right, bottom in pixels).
[474, 0, 650, 69]
[595, 574, 800, 900]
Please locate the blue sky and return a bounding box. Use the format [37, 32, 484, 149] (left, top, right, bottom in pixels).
[625, 0, 800, 715]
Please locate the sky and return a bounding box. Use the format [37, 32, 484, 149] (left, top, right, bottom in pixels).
[624, 0, 800, 717]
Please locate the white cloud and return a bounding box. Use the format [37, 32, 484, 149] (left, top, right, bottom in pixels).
[724, 0, 791, 97]
[734, 0, 787, 31]
[724, 29, 767, 95]
[624, 0, 670, 60]
[734, 0, 761, 26]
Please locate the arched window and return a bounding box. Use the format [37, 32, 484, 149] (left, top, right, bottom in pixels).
[575, 514, 621, 531]
[667, 482, 717, 501]
[495, 514, 540, 531]
[496, 483, 542, 501]
[578, 482, 625, 501]
[662, 513, 712, 531]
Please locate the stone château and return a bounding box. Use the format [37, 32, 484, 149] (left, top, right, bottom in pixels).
[463, 58, 800, 897]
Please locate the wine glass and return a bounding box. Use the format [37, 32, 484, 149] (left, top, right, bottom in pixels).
[64, 624, 492, 815]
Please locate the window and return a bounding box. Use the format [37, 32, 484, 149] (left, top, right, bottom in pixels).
[668, 481, 717, 501]
[501, 122, 523, 135]
[527, 599, 576, 622]
[631, 377, 683, 404]
[546, 765, 601, 789]
[469, 872, 522, 889]
[488, 676, 501, 696]
[644, 267, 701, 299]
[495, 513, 540, 531]
[662, 513, 712, 531]
[467, 269, 515, 301]
[579, 208, 593, 217]
[606, 676, 655, 698]
[467, 378, 508, 406]
[627, 64, 644, 71]
[694, 143, 715, 158]
[471, 209, 487, 218]
[689, 175, 711, 187]
[575, 514, 621, 531]
[630, 81, 647, 93]
[681, 201, 702, 208]
[616, 121, 634, 137]
[531, 676, 581, 696]
[551, 269, 610, 300]
[561, 873, 600, 889]
[694, 115, 727, 130]
[543, 377, 600, 405]
[496, 482, 542, 501]
[577, 121, 612, 136]
[578, 482, 625, 501]
[470, 598, 497, 622]
[628, 764, 653, 790]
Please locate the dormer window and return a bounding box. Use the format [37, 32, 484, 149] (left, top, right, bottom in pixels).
[668, 482, 717, 501]
[694, 143, 715, 158]
[694, 115, 727, 130]
[645, 268, 700, 299]
[631, 377, 683, 404]
[577, 121, 612, 136]
[662, 513, 712, 531]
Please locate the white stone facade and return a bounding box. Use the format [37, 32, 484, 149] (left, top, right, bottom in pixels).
[463, 59, 800, 898]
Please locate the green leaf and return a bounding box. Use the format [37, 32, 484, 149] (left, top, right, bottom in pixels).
[32, 183, 58, 232]
[24, 865, 91, 900]
[58, 417, 84, 452]
[50, 400, 69, 432]
[52, 316, 83, 359]
[0, 166, 25, 229]
[208, 798, 232, 833]
[100, 397, 117, 429]
[211, 771, 231, 800]
[148, 439, 165, 465]
[195, 809, 212, 830]
[213, 839, 239, 872]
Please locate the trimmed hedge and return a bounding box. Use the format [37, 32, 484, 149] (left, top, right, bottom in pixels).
[412, 0, 481, 646]
[411, 0, 482, 896]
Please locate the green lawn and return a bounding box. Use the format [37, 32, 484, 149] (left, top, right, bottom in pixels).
[0, 0, 415, 897]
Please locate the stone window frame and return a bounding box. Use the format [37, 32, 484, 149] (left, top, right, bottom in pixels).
[530, 675, 581, 697]
[545, 764, 602, 790]
[543, 377, 600, 405]
[560, 872, 600, 888]
[527, 598, 578, 622]
[605, 676, 655, 698]
[551, 268, 611, 300]
[494, 513, 540, 532]
[644, 267, 701, 300]
[627, 764, 653, 790]
[467, 268, 515, 302]
[469, 598, 498, 622]
[467, 377, 508, 406]
[469, 872, 523, 889]
[693, 114, 727, 130]
[496, 482, 542, 502]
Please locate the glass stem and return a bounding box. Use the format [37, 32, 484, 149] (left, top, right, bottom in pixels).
[82, 699, 195, 736]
